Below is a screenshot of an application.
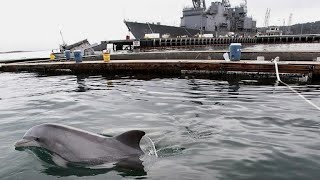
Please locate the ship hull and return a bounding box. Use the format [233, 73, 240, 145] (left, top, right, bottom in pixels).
[125, 21, 255, 39]
[125, 21, 215, 39]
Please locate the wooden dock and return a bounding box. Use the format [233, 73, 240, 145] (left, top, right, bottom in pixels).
[2, 51, 319, 64]
[111, 51, 320, 62]
[1, 60, 320, 82]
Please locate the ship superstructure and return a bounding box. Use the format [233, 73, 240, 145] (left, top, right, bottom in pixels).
[125, 0, 257, 39]
[181, 0, 256, 33]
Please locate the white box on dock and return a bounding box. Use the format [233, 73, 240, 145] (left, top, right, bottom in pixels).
[317, 57, 320, 62]
[133, 41, 141, 47]
[144, 33, 160, 39]
[201, 34, 214, 38]
[257, 56, 265, 61]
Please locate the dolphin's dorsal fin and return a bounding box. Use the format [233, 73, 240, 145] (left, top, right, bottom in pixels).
[115, 130, 145, 150]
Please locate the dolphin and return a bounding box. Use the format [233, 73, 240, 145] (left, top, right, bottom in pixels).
[15, 123, 146, 168]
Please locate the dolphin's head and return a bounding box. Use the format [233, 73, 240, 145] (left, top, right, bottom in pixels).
[15, 124, 51, 149]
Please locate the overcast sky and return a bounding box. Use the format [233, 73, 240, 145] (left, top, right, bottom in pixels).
[0, 0, 319, 51]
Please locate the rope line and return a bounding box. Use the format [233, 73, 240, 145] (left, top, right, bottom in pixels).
[273, 57, 320, 111]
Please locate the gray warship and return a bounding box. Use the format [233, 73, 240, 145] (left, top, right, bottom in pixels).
[125, 0, 257, 39]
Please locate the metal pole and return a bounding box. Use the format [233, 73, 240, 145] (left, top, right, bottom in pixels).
[200, 9, 203, 36]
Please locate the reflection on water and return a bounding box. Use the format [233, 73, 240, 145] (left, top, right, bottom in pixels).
[228, 81, 241, 93]
[16, 146, 147, 178]
[76, 75, 88, 92]
[43, 165, 146, 178]
[42, 157, 147, 178]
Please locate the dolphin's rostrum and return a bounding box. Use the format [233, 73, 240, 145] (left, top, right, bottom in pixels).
[15, 123, 146, 167]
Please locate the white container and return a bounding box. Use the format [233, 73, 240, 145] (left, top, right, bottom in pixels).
[144, 33, 160, 39]
[317, 57, 320, 62]
[133, 41, 141, 47]
[257, 56, 265, 61]
[202, 34, 214, 38]
[223, 53, 230, 62]
[162, 34, 171, 38]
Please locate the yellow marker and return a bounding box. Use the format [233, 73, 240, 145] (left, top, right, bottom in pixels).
[50, 53, 56, 60]
[103, 50, 111, 62]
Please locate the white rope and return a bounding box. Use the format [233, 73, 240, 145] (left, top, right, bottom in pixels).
[273, 57, 320, 111]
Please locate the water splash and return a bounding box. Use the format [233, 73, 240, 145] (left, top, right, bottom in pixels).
[140, 136, 158, 158]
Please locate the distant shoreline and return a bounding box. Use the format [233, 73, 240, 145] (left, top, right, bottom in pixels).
[0, 51, 32, 54]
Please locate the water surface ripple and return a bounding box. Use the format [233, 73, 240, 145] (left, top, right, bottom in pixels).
[0, 73, 320, 180]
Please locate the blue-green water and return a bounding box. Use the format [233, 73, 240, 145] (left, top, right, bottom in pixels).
[1, 73, 320, 180]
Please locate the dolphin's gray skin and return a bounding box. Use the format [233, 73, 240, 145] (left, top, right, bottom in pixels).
[15, 123, 146, 167]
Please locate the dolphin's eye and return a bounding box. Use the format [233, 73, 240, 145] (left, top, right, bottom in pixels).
[35, 138, 40, 142]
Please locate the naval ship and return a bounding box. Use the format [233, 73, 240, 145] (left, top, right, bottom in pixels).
[125, 0, 257, 39]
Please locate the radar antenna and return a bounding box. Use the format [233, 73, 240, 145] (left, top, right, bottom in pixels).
[202, 0, 206, 9]
[222, 0, 231, 7]
[244, 0, 247, 6]
[192, 0, 206, 9]
[240, 0, 248, 13]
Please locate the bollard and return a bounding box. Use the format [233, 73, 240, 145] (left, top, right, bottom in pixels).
[74, 50, 82, 63]
[229, 43, 241, 61]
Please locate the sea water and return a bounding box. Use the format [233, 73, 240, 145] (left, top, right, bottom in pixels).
[0, 73, 320, 180]
[1, 44, 320, 179]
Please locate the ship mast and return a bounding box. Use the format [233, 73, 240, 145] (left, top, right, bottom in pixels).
[222, 0, 231, 8]
[192, 0, 206, 35]
[242, 0, 248, 13]
[202, 0, 206, 9]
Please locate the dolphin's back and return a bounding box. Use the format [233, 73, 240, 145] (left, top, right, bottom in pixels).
[115, 130, 146, 150]
[39, 124, 145, 164]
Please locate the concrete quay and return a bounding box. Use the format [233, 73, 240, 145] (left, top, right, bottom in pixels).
[111, 51, 320, 61]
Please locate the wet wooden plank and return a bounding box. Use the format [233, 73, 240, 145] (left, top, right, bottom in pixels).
[1, 60, 319, 76]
